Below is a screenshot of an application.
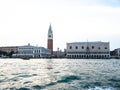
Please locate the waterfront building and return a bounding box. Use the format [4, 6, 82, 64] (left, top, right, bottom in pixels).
[47, 24, 53, 54]
[16, 44, 34, 58]
[110, 48, 120, 59]
[66, 41, 110, 59]
[0, 46, 18, 53]
[13, 44, 51, 58]
[34, 46, 51, 58]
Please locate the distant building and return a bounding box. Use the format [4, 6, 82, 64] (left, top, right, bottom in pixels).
[66, 41, 110, 59]
[110, 48, 120, 59]
[53, 48, 66, 58]
[47, 24, 53, 54]
[0, 46, 18, 53]
[114, 48, 120, 57]
[13, 44, 51, 58]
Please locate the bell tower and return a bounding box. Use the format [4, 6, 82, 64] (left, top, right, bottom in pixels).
[47, 24, 53, 54]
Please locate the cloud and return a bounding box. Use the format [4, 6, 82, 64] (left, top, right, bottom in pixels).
[62, 0, 120, 7]
[98, 0, 120, 7]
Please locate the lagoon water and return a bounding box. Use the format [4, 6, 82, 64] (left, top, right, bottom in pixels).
[0, 59, 120, 90]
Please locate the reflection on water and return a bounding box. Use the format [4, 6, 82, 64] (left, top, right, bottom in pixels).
[0, 59, 120, 90]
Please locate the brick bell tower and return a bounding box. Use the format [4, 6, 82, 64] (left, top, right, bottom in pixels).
[47, 24, 53, 54]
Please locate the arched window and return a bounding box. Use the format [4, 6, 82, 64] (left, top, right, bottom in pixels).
[69, 46, 72, 49]
[75, 46, 78, 49]
[92, 46, 94, 49]
[98, 47, 100, 50]
[105, 47, 107, 49]
[82, 46, 84, 49]
[86, 46, 89, 50]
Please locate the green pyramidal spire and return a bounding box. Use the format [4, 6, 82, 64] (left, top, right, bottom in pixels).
[48, 23, 52, 34]
[48, 23, 53, 39]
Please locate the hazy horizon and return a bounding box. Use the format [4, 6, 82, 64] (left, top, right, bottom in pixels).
[0, 0, 120, 51]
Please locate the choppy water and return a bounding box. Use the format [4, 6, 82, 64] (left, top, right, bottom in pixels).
[0, 59, 120, 90]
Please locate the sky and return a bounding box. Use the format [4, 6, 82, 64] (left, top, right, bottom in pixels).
[0, 0, 120, 51]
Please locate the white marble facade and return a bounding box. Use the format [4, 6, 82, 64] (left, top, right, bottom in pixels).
[66, 42, 110, 59]
[14, 44, 51, 58]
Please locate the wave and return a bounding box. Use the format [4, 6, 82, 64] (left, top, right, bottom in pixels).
[31, 75, 80, 89]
